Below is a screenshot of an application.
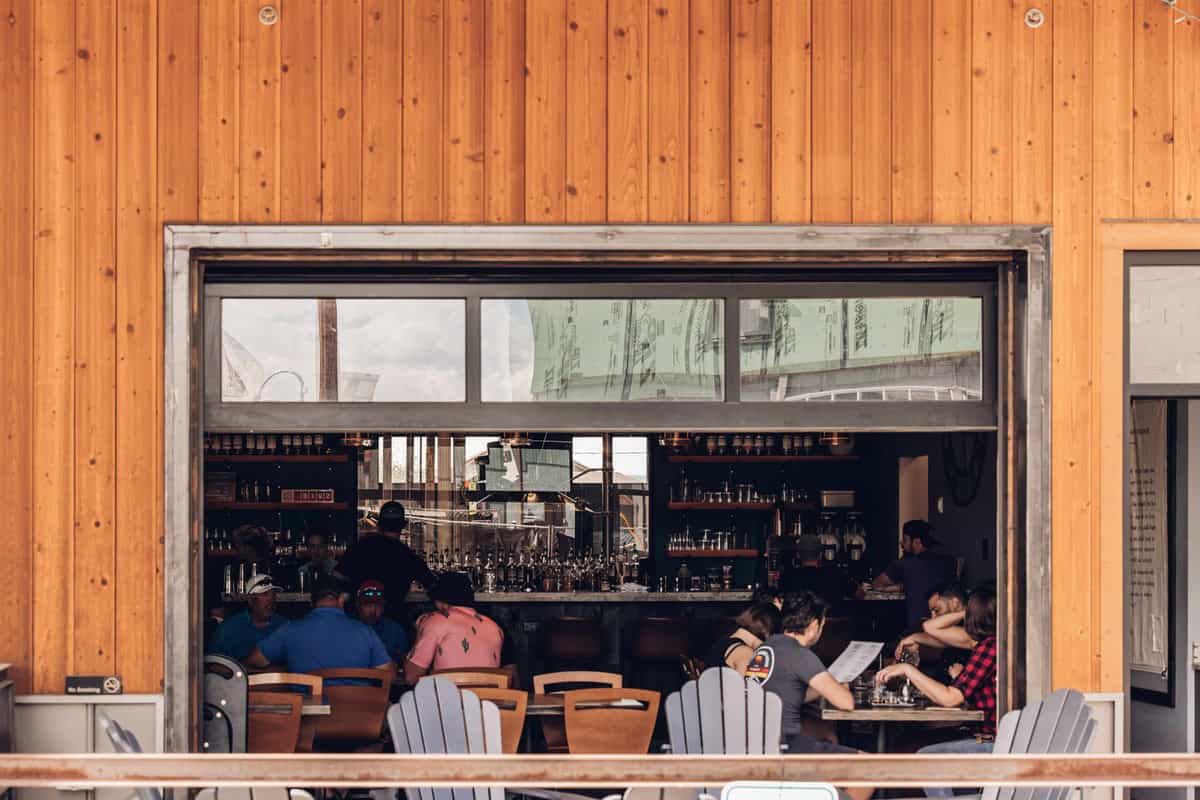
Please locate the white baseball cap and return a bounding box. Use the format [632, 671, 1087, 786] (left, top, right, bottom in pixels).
[245, 574, 283, 595]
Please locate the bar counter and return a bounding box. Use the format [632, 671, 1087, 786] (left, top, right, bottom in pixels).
[223, 591, 753, 604]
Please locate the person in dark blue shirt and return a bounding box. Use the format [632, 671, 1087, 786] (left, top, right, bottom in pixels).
[246, 576, 392, 676]
[873, 520, 957, 629]
[207, 574, 288, 661]
[352, 579, 409, 663]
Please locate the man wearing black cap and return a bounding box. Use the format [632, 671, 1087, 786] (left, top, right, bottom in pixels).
[337, 501, 435, 620]
[403, 572, 504, 685]
[873, 520, 957, 629]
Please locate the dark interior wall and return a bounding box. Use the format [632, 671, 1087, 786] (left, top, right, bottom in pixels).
[648, 432, 998, 593]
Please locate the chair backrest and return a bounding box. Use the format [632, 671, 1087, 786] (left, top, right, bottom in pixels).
[471, 688, 529, 754]
[984, 689, 1096, 800]
[204, 655, 249, 753]
[96, 712, 161, 800]
[533, 670, 622, 694]
[248, 672, 323, 697]
[433, 665, 519, 690]
[665, 667, 783, 756]
[561, 687, 661, 754]
[425, 671, 510, 690]
[247, 691, 303, 753]
[388, 677, 504, 800]
[312, 667, 393, 743]
[664, 667, 783, 800]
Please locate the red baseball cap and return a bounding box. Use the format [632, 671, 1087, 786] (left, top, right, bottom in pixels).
[356, 580, 386, 603]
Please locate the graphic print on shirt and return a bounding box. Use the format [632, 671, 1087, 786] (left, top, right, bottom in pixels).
[745, 646, 774, 683]
[461, 637, 470, 653]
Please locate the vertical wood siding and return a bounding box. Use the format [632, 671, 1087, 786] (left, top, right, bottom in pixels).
[2, 0, 1196, 694]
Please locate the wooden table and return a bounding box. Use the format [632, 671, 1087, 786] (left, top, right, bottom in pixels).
[527, 693, 650, 717]
[248, 695, 331, 717]
[821, 705, 984, 752]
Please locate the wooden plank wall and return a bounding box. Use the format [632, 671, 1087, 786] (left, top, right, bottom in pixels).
[1, 0, 1197, 695]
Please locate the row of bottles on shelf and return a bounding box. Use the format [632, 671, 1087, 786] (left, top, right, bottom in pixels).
[671, 466, 816, 505]
[426, 546, 639, 594]
[205, 432, 339, 456]
[205, 525, 349, 558]
[665, 432, 830, 457]
[804, 512, 868, 564]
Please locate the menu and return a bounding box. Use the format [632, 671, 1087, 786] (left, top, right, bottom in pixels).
[1128, 399, 1168, 675]
[827, 641, 884, 684]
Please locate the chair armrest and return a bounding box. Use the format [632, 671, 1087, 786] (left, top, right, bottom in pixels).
[660, 744, 672, 753]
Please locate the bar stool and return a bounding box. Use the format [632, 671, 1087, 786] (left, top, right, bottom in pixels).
[629, 615, 689, 689]
[542, 615, 606, 671]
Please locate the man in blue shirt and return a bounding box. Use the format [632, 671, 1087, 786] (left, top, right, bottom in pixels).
[207, 574, 288, 662]
[246, 576, 392, 675]
[353, 580, 409, 663]
[872, 520, 957, 629]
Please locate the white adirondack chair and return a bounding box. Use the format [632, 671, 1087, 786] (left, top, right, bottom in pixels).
[387, 676, 602, 800]
[625, 667, 784, 800]
[984, 689, 1098, 800]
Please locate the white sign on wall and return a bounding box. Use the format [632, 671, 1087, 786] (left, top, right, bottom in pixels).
[1128, 399, 1169, 675]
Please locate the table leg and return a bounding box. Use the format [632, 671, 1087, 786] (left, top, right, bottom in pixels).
[876, 721, 887, 753]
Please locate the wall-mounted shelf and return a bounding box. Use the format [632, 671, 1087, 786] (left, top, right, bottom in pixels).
[206, 502, 351, 511]
[205, 454, 350, 464]
[779, 502, 819, 512]
[666, 454, 859, 464]
[667, 501, 774, 511]
[666, 549, 759, 558]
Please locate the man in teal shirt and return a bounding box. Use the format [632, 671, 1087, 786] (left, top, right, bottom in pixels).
[207, 574, 288, 661]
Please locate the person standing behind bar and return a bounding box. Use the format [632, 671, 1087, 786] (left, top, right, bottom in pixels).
[337, 501, 435, 620]
[872, 520, 956, 629]
[298, 531, 337, 588]
[783, 535, 847, 611]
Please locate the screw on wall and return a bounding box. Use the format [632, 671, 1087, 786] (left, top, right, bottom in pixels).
[1024, 8, 1045, 28]
[258, 5, 279, 25]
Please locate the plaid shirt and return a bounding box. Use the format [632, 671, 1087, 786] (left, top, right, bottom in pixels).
[952, 635, 997, 737]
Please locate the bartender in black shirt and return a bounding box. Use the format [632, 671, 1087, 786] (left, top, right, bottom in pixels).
[337, 501, 435, 621]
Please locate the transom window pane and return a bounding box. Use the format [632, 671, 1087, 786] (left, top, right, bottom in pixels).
[480, 299, 724, 401]
[739, 297, 983, 401]
[221, 298, 465, 402]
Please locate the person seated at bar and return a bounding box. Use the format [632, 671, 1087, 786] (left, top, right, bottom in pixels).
[873, 585, 998, 797]
[895, 584, 973, 680]
[705, 601, 781, 673]
[783, 534, 847, 610]
[337, 501, 435, 621]
[403, 572, 504, 685]
[746, 592, 873, 800]
[872, 520, 957, 629]
[207, 574, 288, 662]
[245, 576, 392, 677]
[298, 531, 337, 587]
[353, 579, 410, 663]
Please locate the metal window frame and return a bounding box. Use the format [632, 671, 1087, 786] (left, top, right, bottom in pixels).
[203, 279, 997, 432]
[164, 224, 1052, 753]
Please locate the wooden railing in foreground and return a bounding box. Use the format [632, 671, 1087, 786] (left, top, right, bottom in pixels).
[1, 754, 1200, 790]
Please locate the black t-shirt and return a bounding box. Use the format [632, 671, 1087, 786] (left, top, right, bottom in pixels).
[884, 552, 956, 629]
[337, 535, 435, 619]
[746, 634, 828, 736]
[781, 565, 847, 611]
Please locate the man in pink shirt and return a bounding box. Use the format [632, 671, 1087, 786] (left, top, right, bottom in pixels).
[403, 572, 504, 684]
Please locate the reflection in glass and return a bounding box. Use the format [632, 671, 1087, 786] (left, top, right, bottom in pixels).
[739, 298, 983, 401]
[1129, 266, 1200, 383]
[221, 298, 466, 402]
[481, 299, 724, 401]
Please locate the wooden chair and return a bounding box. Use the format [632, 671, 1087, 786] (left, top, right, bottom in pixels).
[532, 671, 623, 753]
[532, 670, 622, 694]
[561, 688, 661, 754]
[432, 664, 520, 689]
[389, 677, 591, 800]
[424, 671, 510, 690]
[471, 687, 529, 754]
[247, 672, 323, 752]
[247, 691, 303, 753]
[311, 667, 393, 750]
